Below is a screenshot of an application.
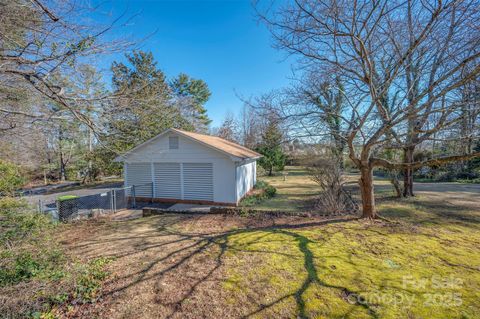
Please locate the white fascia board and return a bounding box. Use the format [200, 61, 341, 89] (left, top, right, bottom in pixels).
[114, 128, 262, 162]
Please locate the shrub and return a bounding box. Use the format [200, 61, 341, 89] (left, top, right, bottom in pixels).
[0, 198, 115, 317]
[0, 198, 52, 246]
[0, 160, 24, 195]
[0, 198, 60, 287]
[305, 155, 357, 215]
[240, 181, 276, 207]
[0, 199, 114, 316]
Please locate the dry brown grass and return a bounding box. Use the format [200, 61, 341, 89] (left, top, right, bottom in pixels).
[56, 214, 343, 318]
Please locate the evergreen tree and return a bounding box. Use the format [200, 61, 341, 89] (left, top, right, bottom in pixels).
[106, 51, 185, 152]
[170, 73, 212, 131]
[256, 120, 285, 176]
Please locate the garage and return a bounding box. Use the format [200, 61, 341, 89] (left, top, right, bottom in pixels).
[116, 128, 261, 206]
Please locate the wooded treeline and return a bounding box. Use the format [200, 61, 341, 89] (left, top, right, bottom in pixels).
[1, 49, 212, 183]
[1, 0, 287, 185]
[0, 1, 215, 183]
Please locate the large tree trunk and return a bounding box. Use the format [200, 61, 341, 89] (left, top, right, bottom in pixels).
[359, 166, 376, 219]
[403, 147, 415, 197]
[390, 173, 403, 198]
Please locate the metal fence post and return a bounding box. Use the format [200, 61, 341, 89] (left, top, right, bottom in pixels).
[56, 200, 61, 221]
[151, 182, 154, 203]
[132, 185, 136, 208]
[111, 189, 116, 213]
[38, 199, 42, 214]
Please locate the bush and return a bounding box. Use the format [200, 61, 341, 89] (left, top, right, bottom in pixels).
[0, 198, 52, 247]
[240, 181, 276, 207]
[0, 160, 24, 195]
[0, 198, 113, 316]
[305, 155, 357, 215]
[0, 198, 59, 286]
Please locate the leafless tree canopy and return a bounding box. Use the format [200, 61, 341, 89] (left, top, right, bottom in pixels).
[258, 0, 480, 217]
[0, 0, 130, 133]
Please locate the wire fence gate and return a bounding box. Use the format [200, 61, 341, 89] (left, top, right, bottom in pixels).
[37, 183, 153, 222]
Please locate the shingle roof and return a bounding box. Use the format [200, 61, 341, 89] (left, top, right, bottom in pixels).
[171, 128, 261, 160]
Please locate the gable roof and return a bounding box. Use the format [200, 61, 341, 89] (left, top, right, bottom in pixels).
[115, 128, 261, 161]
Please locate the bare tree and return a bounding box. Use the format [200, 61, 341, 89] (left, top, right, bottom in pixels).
[259, 0, 480, 218]
[280, 71, 354, 168]
[0, 0, 130, 135]
[214, 113, 239, 142]
[239, 101, 265, 148]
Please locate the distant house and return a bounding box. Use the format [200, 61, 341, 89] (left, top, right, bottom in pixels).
[114, 128, 261, 206]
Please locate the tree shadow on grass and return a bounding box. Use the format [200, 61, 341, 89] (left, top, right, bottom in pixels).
[72, 214, 381, 318]
[239, 228, 378, 319]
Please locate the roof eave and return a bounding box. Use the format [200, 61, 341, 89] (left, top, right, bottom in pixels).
[232, 155, 263, 162]
[113, 128, 262, 162]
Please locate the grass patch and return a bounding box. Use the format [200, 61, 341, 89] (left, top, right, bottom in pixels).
[223, 201, 480, 318]
[253, 166, 319, 211]
[218, 167, 480, 318]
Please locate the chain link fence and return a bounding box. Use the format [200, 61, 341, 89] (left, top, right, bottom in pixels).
[37, 183, 153, 222]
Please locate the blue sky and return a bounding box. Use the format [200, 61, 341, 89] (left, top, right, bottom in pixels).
[93, 0, 294, 127]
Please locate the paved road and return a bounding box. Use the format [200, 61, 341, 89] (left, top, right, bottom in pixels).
[24, 182, 123, 206]
[368, 181, 480, 210]
[413, 182, 480, 193]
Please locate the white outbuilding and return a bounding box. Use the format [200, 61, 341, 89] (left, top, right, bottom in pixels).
[114, 128, 261, 206]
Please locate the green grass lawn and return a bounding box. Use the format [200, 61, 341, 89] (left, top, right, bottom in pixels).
[222, 214, 480, 318]
[249, 166, 320, 211]
[226, 167, 480, 318]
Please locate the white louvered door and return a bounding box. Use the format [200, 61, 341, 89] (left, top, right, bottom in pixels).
[182, 163, 213, 201]
[154, 163, 181, 199]
[125, 163, 152, 197]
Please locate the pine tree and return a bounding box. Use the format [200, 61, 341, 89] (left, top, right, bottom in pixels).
[170, 73, 212, 132]
[256, 120, 285, 176]
[107, 51, 183, 152]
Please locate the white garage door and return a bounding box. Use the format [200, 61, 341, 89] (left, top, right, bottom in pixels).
[154, 163, 181, 199]
[182, 163, 213, 201]
[125, 163, 152, 197]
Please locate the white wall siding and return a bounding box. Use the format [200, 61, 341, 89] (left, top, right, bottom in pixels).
[123, 133, 237, 204]
[154, 163, 181, 199]
[182, 163, 214, 201]
[125, 163, 153, 197]
[235, 160, 256, 202]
